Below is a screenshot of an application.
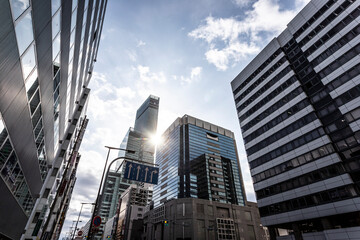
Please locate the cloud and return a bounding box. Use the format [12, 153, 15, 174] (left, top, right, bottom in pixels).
[173, 66, 202, 85]
[189, 0, 310, 71]
[137, 40, 146, 47]
[231, 0, 251, 7]
[126, 49, 137, 62]
[190, 66, 202, 79]
[137, 65, 166, 84]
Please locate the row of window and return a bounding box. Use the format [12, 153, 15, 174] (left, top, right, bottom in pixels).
[244, 99, 310, 143]
[335, 81, 360, 108]
[312, 24, 360, 67]
[236, 63, 291, 109]
[232, 49, 282, 96]
[256, 162, 345, 199]
[0, 120, 34, 216]
[259, 185, 357, 217]
[239, 73, 296, 122]
[318, 42, 360, 79]
[242, 87, 303, 133]
[234, 57, 287, 104]
[334, 130, 360, 152]
[252, 144, 335, 184]
[247, 112, 317, 156]
[327, 62, 360, 93]
[250, 127, 326, 169]
[299, 0, 354, 47]
[305, 5, 360, 57]
[293, 0, 336, 39]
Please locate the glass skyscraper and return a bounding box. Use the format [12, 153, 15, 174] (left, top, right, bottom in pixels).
[153, 115, 246, 208]
[0, 0, 107, 239]
[96, 95, 159, 238]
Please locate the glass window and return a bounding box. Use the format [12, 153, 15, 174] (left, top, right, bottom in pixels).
[15, 11, 34, 55]
[21, 44, 36, 80]
[52, 10, 61, 39]
[25, 68, 38, 94]
[72, 0, 78, 11]
[52, 0, 61, 16]
[10, 0, 30, 20]
[52, 33, 61, 62]
[71, 8, 77, 30]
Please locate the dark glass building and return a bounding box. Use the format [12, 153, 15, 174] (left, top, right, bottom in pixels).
[0, 0, 107, 239]
[153, 115, 246, 208]
[231, 0, 360, 239]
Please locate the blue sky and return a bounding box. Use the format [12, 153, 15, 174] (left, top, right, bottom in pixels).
[61, 0, 309, 236]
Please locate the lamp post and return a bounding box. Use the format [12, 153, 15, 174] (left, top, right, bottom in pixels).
[87, 145, 158, 239]
[87, 146, 136, 239]
[71, 202, 93, 239]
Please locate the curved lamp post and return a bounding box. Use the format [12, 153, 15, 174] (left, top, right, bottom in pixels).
[87, 146, 156, 239]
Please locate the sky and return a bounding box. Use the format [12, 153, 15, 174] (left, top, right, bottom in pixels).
[60, 0, 310, 237]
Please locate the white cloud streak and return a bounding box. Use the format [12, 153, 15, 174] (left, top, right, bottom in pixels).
[189, 0, 310, 70]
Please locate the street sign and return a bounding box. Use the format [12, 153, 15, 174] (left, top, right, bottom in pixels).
[93, 216, 101, 227]
[123, 161, 159, 184]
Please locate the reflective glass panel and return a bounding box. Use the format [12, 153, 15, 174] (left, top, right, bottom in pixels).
[21, 44, 36, 80]
[10, 0, 30, 20]
[70, 29, 75, 47]
[52, 10, 61, 39]
[25, 68, 38, 93]
[72, 0, 78, 11]
[15, 11, 34, 55]
[52, 33, 60, 62]
[71, 8, 77, 30]
[51, 0, 61, 16]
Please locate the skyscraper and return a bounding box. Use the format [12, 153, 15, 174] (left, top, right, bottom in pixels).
[96, 95, 159, 237]
[231, 0, 360, 239]
[0, 0, 107, 239]
[153, 115, 246, 207]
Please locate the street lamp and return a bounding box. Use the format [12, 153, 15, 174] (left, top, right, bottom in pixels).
[87, 146, 137, 239]
[71, 202, 93, 239]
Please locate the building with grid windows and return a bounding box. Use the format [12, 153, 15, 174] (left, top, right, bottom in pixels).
[0, 0, 107, 239]
[153, 115, 246, 208]
[231, 0, 360, 239]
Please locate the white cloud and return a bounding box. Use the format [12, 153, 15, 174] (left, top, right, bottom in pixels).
[137, 40, 146, 47]
[190, 66, 202, 79]
[126, 49, 137, 62]
[189, 0, 310, 71]
[231, 0, 251, 7]
[137, 65, 166, 84]
[173, 66, 202, 85]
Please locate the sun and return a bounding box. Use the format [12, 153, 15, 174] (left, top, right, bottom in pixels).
[150, 132, 163, 146]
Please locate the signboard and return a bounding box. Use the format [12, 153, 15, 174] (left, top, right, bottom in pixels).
[93, 216, 101, 228]
[123, 161, 159, 184]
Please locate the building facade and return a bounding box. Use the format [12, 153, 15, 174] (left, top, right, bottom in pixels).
[231, 0, 360, 239]
[143, 198, 267, 240]
[153, 115, 246, 208]
[115, 184, 153, 240]
[0, 0, 107, 239]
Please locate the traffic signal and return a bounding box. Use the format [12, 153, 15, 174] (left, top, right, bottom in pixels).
[164, 220, 169, 227]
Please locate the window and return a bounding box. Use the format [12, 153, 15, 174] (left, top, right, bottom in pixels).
[206, 133, 218, 141]
[10, 0, 30, 20]
[15, 11, 34, 55]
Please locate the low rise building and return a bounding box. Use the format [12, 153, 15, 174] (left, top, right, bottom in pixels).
[143, 198, 267, 240]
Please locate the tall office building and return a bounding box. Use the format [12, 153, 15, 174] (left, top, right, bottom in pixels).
[153, 115, 246, 208]
[0, 0, 107, 239]
[231, 0, 360, 239]
[95, 95, 159, 238]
